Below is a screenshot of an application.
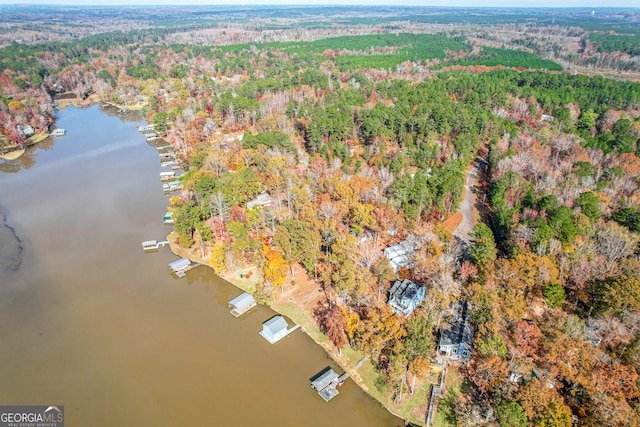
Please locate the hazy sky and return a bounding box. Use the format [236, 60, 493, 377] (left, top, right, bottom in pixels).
[1, 0, 639, 7]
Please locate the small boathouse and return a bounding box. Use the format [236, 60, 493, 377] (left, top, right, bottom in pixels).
[259, 315, 299, 344]
[163, 181, 182, 192]
[169, 258, 192, 278]
[310, 367, 350, 402]
[228, 292, 257, 317]
[160, 171, 176, 181]
[142, 240, 169, 251]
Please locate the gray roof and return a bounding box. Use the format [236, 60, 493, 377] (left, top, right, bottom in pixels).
[439, 302, 474, 348]
[311, 367, 339, 391]
[229, 292, 256, 311]
[263, 316, 288, 335]
[169, 258, 191, 272]
[389, 279, 424, 313]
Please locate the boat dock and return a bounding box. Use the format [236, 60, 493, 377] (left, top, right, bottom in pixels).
[160, 171, 176, 181]
[50, 128, 66, 136]
[310, 367, 350, 402]
[228, 292, 257, 317]
[168, 258, 201, 278]
[259, 316, 300, 344]
[163, 181, 182, 192]
[142, 240, 169, 251]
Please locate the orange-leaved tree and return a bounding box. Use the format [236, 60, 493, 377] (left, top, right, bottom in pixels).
[262, 244, 288, 299]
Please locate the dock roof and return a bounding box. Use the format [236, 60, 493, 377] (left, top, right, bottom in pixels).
[310, 367, 339, 391]
[263, 315, 288, 335]
[169, 258, 191, 272]
[229, 292, 256, 311]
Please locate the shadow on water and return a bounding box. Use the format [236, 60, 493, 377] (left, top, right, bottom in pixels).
[99, 104, 143, 122]
[0, 207, 24, 275]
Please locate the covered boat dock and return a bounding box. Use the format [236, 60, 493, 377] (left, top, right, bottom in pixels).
[228, 292, 257, 317]
[310, 367, 350, 402]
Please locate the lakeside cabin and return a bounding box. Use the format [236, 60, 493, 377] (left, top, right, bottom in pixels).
[310, 367, 350, 402]
[228, 292, 257, 317]
[169, 258, 192, 278]
[388, 279, 426, 317]
[259, 315, 299, 344]
[438, 302, 474, 364]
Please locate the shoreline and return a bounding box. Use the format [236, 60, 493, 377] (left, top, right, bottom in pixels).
[167, 235, 427, 426]
[1, 96, 148, 161]
[0, 133, 49, 160]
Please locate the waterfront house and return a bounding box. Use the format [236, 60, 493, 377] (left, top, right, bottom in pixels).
[388, 279, 426, 317]
[17, 125, 34, 137]
[246, 192, 272, 210]
[169, 258, 191, 277]
[228, 292, 257, 317]
[259, 315, 291, 344]
[438, 302, 474, 364]
[383, 239, 418, 272]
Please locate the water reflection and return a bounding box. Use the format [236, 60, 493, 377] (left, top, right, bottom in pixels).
[0, 136, 56, 174]
[99, 104, 143, 122]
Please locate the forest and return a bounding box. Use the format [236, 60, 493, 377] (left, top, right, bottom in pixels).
[1, 6, 639, 427]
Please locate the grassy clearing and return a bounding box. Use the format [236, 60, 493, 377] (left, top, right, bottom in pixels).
[0, 148, 25, 160]
[26, 132, 49, 144]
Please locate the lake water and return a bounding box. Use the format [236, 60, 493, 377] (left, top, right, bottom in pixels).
[0, 105, 403, 426]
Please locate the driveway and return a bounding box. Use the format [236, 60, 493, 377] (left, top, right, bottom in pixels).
[454, 157, 487, 246]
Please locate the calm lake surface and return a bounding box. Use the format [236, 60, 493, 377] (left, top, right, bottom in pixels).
[0, 106, 403, 426]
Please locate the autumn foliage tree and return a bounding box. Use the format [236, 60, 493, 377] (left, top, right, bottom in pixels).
[262, 243, 288, 298]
